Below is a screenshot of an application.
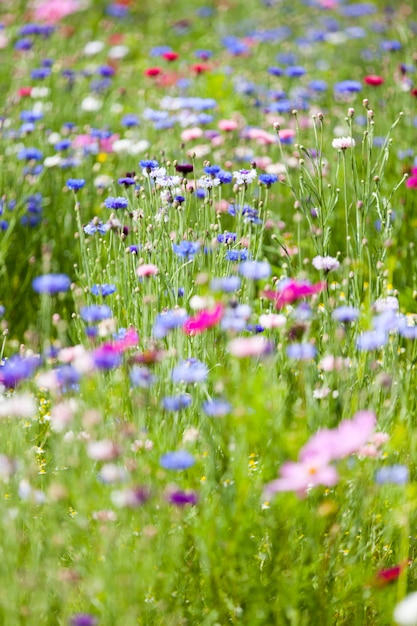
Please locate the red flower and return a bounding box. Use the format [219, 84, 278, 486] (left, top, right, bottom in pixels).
[364, 75, 384, 86]
[162, 51, 179, 62]
[191, 63, 210, 74]
[18, 87, 32, 98]
[411, 88, 417, 97]
[373, 562, 408, 587]
[144, 67, 162, 77]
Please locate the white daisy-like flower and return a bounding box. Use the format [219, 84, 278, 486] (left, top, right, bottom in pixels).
[198, 175, 221, 189]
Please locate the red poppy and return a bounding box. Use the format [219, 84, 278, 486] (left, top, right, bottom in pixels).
[191, 63, 210, 74]
[411, 88, 417, 97]
[162, 51, 179, 62]
[144, 67, 163, 77]
[364, 75, 384, 86]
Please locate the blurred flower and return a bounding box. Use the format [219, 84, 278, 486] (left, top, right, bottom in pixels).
[171, 358, 208, 384]
[66, 178, 85, 191]
[228, 336, 274, 358]
[263, 279, 326, 309]
[183, 303, 224, 335]
[312, 255, 340, 271]
[375, 465, 409, 485]
[160, 450, 195, 470]
[70, 614, 98, 626]
[332, 137, 356, 149]
[166, 489, 198, 506]
[238, 260, 271, 280]
[32, 273, 71, 294]
[393, 592, 417, 626]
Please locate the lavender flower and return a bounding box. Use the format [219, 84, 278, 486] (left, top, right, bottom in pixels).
[160, 450, 195, 470]
[171, 358, 208, 384]
[32, 273, 71, 294]
[104, 196, 129, 210]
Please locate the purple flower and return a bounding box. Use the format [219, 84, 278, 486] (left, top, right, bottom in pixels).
[160, 450, 195, 470]
[32, 273, 71, 294]
[91, 284, 116, 297]
[70, 614, 98, 626]
[171, 358, 208, 384]
[167, 489, 198, 506]
[210, 276, 241, 293]
[92, 345, 122, 370]
[130, 366, 157, 388]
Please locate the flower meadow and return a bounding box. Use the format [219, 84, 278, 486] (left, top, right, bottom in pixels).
[1, 0, 417, 623]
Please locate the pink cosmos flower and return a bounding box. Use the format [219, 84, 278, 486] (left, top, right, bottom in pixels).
[264, 458, 339, 498]
[300, 410, 377, 463]
[263, 279, 326, 309]
[183, 303, 224, 335]
[32, 0, 80, 23]
[406, 168, 417, 189]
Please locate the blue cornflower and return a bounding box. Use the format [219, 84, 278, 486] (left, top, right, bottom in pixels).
[104, 196, 129, 210]
[139, 159, 159, 171]
[84, 220, 109, 236]
[334, 80, 362, 94]
[380, 40, 401, 52]
[55, 139, 71, 151]
[15, 38, 33, 51]
[220, 304, 251, 332]
[217, 232, 236, 244]
[31, 68, 51, 79]
[226, 249, 248, 262]
[160, 450, 195, 470]
[92, 346, 121, 370]
[130, 366, 158, 388]
[210, 276, 241, 293]
[356, 330, 387, 351]
[259, 173, 278, 187]
[56, 365, 80, 388]
[118, 176, 136, 186]
[202, 398, 232, 417]
[152, 309, 189, 339]
[20, 110, 43, 123]
[268, 66, 283, 76]
[286, 342, 317, 360]
[171, 358, 208, 384]
[173, 241, 200, 259]
[80, 305, 112, 323]
[121, 114, 139, 127]
[375, 465, 409, 485]
[91, 284, 116, 297]
[0, 354, 41, 388]
[18, 147, 43, 161]
[162, 394, 192, 411]
[217, 170, 233, 184]
[32, 273, 71, 294]
[332, 306, 360, 323]
[66, 179, 85, 191]
[238, 260, 271, 280]
[203, 165, 221, 176]
[285, 65, 306, 77]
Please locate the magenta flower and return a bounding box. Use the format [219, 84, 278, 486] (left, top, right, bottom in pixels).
[183, 303, 224, 335]
[263, 279, 326, 309]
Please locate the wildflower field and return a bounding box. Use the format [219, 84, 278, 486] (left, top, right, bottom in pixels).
[1, 0, 417, 624]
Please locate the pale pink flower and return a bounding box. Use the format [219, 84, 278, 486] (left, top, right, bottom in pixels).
[136, 263, 159, 278]
[258, 313, 286, 329]
[264, 458, 339, 498]
[32, 0, 80, 23]
[112, 328, 139, 353]
[218, 119, 238, 132]
[87, 440, 120, 462]
[228, 336, 274, 358]
[181, 127, 203, 142]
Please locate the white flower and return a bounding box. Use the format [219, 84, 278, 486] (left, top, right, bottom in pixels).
[81, 96, 102, 112]
[233, 169, 258, 185]
[108, 45, 129, 59]
[332, 136, 356, 149]
[84, 40, 105, 55]
[393, 592, 417, 626]
[312, 255, 340, 271]
[198, 175, 221, 189]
